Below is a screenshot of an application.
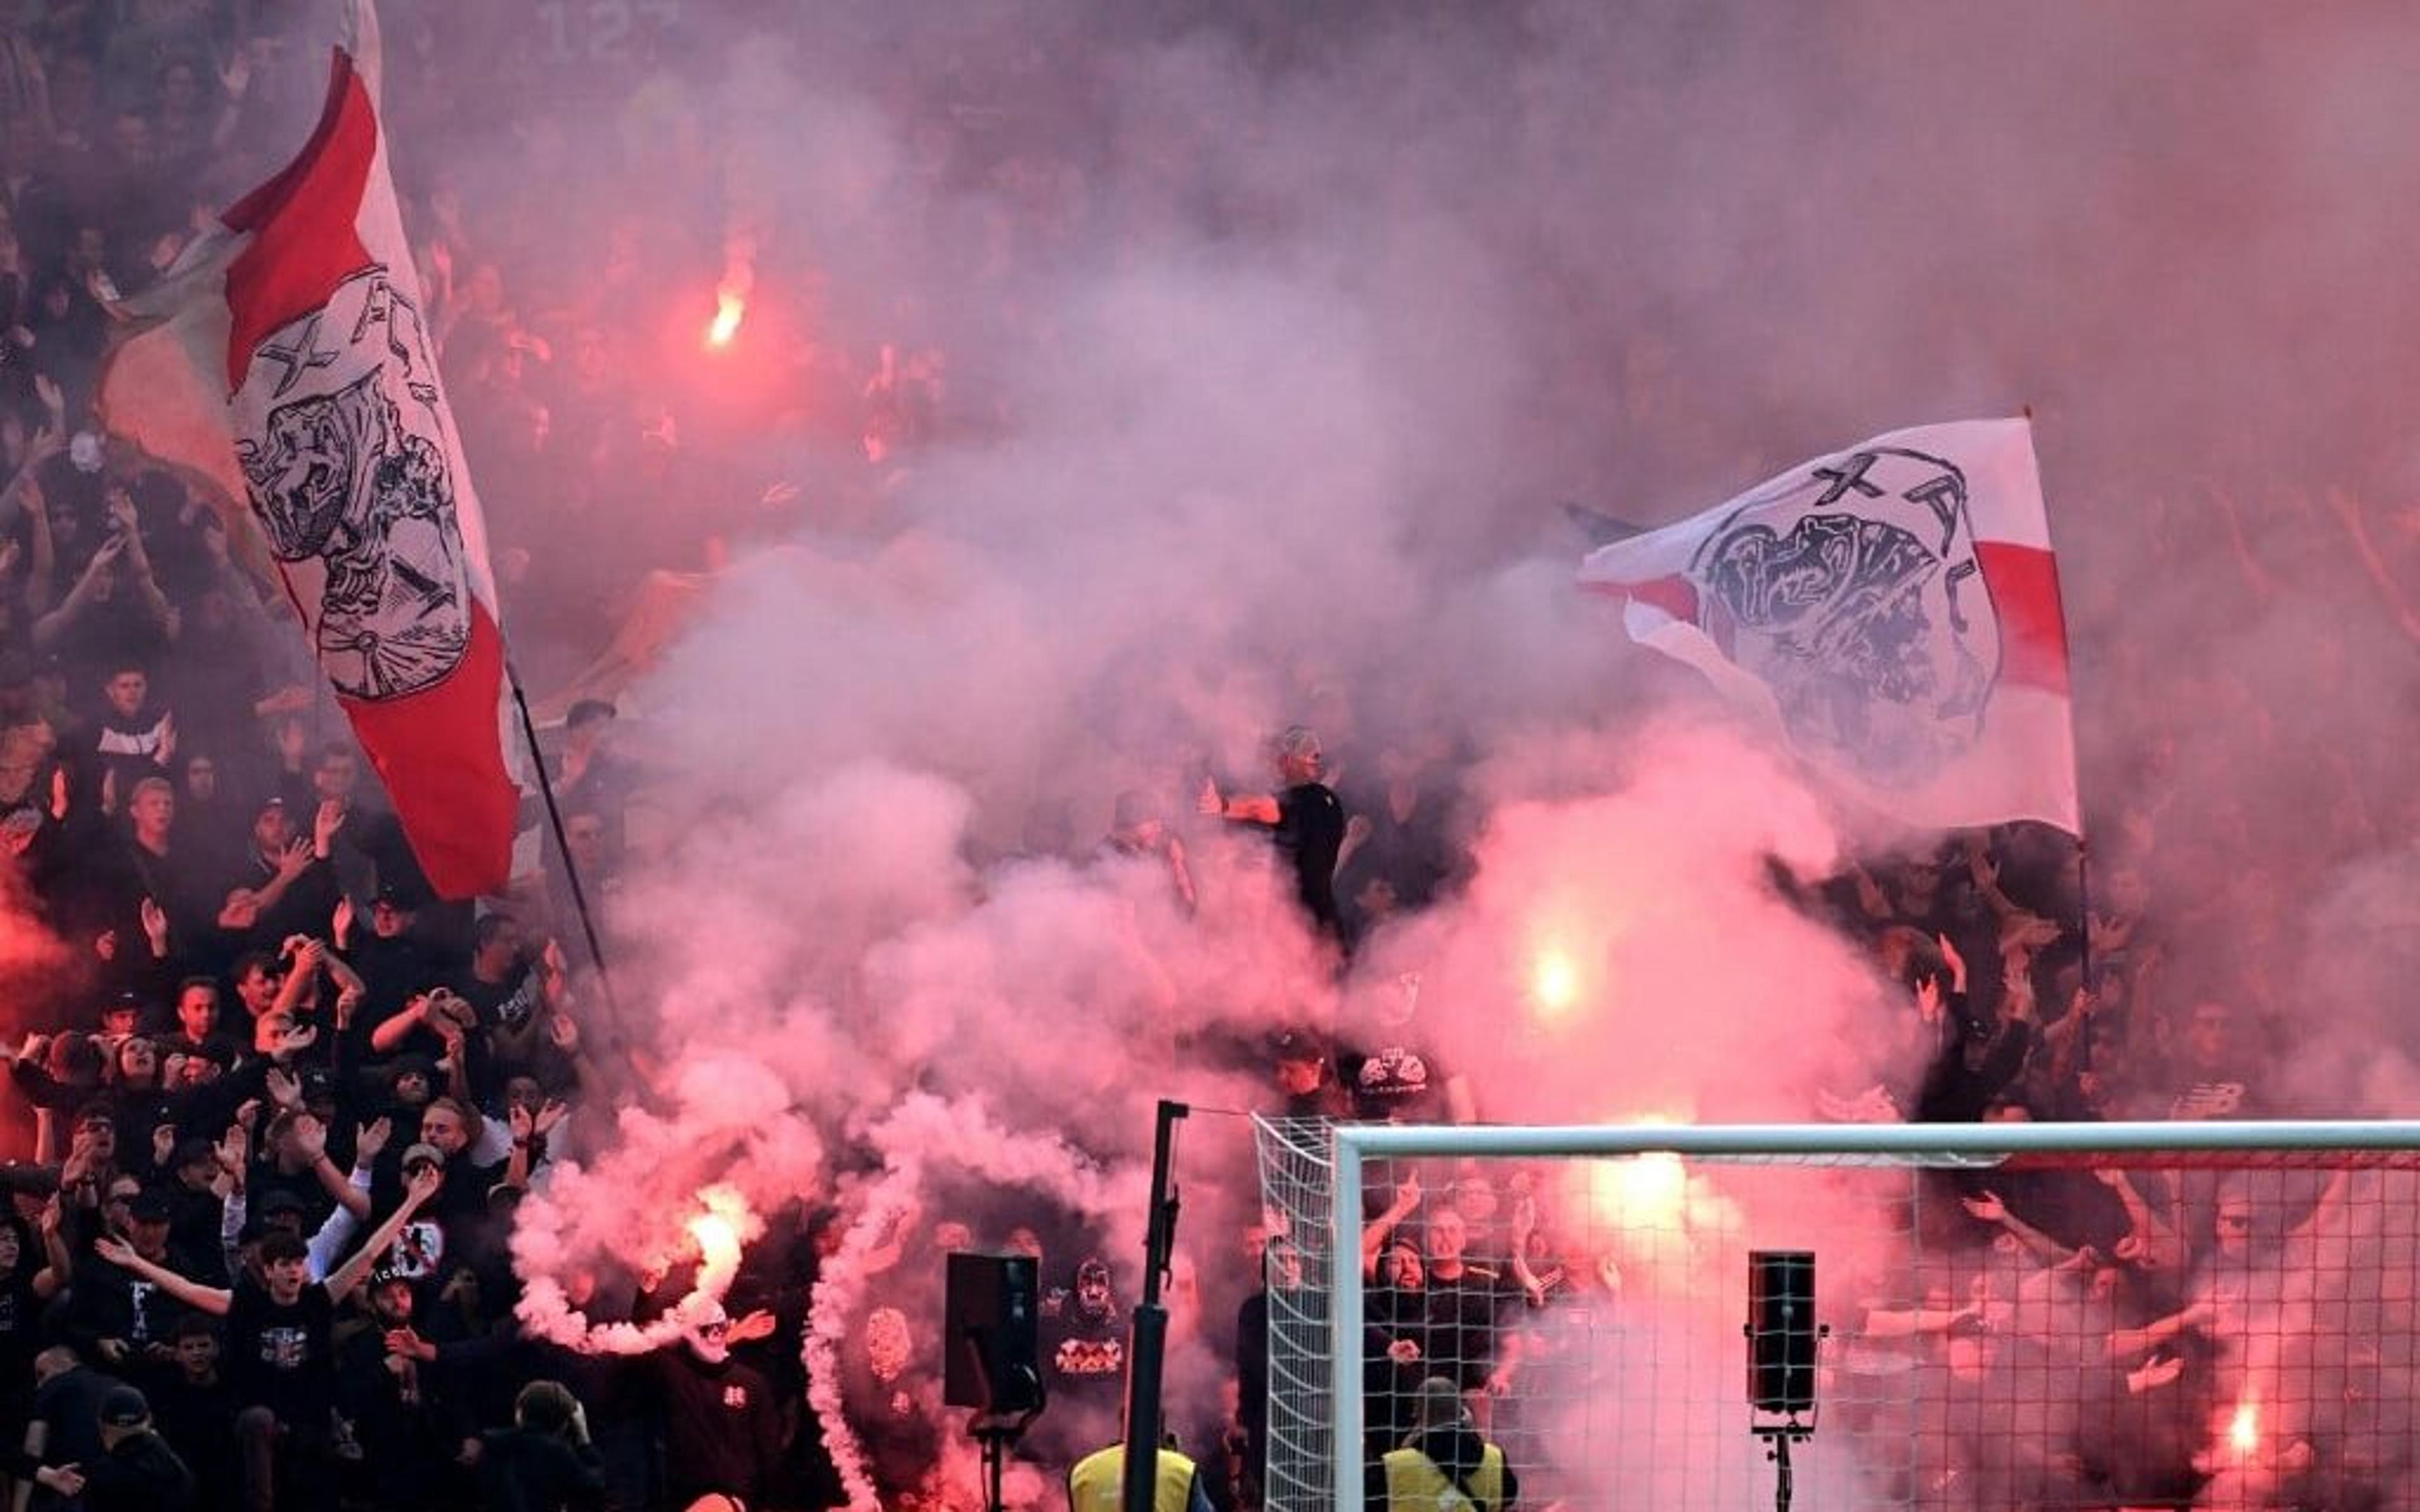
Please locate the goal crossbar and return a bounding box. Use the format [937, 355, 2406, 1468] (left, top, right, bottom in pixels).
[1318, 1118, 2420, 1510]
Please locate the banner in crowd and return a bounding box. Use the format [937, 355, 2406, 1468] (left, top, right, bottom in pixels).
[1578, 419, 2080, 833]
[98, 0, 519, 897]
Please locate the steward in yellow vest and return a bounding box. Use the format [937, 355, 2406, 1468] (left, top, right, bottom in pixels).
[1371, 1377, 1519, 1512]
[1067, 1441, 1214, 1512]
[1381, 1442, 1507, 1512]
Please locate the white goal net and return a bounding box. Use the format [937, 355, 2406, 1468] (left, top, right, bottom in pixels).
[1252, 1117, 2420, 1511]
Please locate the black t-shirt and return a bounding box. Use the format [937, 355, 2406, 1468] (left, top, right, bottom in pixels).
[1412, 1266, 1529, 1391]
[839, 1303, 939, 1501]
[0, 1254, 46, 1396]
[217, 853, 342, 954]
[1273, 784, 1345, 931]
[345, 934, 449, 1027]
[1335, 787, 1456, 913]
[1339, 1030, 1451, 1123]
[456, 964, 542, 1034]
[224, 1276, 336, 1420]
[654, 1352, 780, 1504]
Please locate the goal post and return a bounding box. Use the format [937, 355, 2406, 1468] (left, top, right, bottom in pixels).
[1252, 1116, 2420, 1512]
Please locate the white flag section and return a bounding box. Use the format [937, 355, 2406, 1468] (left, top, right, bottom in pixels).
[1579, 418, 2080, 833]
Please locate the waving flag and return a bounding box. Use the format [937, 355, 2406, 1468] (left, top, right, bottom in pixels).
[98, 1, 519, 897]
[1578, 419, 2078, 833]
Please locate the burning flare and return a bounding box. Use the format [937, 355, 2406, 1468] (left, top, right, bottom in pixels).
[2229, 1400, 2260, 1456]
[706, 288, 746, 348]
[516, 1185, 762, 1356]
[687, 1188, 749, 1287]
[1529, 947, 1581, 1020]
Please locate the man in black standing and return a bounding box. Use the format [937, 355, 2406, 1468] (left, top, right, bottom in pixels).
[1199, 725, 1346, 942]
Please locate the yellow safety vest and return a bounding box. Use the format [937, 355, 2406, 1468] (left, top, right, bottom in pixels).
[1068, 1444, 1198, 1512]
[1383, 1443, 1506, 1512]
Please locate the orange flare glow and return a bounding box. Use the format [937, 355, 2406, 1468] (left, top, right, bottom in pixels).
[1530, 948, 1581, 1019]
[689, 1209, 741, 1268]
[684, 1185, 756, 1288]
[1588, 1121, 1688, 1233]
[706, 290, 745, 348]
[2230, 1401, 2259, 1455]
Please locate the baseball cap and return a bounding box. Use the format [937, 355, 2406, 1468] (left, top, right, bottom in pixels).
[401, 1143, 444, 1172]
[256, 1189, 308, 1217]
[129, 1189, 174, 1222]
[98, 1384, 149, 1427]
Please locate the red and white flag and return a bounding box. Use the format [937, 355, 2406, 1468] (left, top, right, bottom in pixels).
[1577, 419, 2079, 833]
[99, 1, 519, 896]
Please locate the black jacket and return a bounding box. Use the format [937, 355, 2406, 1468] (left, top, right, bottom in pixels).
[79, 1429, 197, 1512]
[475, 1427, 606, 1512]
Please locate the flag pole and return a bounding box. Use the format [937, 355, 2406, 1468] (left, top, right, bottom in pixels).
[507, 671, 625, 1027]
[2075, 835, 2095, 988]
[2022, 401, 2097, 1021]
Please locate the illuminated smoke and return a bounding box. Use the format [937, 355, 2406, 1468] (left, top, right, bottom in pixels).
[517, 1184, 766, 1355]
[1526, 943, 1582, 1024]
[359, 2, 2420, 1501]
[706, 287, 746, 348]
[802, 1093, 1149, 1511]
[805, 1173, 917, 1511]
[2229, 1399, 2260, 1457]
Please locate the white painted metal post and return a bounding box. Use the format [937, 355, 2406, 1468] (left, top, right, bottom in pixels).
[1330, 1127, 1366, 1512]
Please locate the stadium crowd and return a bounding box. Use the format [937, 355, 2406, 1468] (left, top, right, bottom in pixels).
[0, 4, 2415, 1512]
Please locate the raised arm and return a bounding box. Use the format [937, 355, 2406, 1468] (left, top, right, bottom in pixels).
[2288, 1168, 2356, 1247]
[1361, 1172, 1422, 1280]
[91, 1234, 233, 1317]
[304, 1113, 374, 1222]
[1859, 1300, 1980, 1340]
[1961, 1189, 2074, 1268]
[2104, 1299, 2211, 1361]
[2093, 1169, 2186, 1273]
[31, 535, 126, 650]
[325, 1162, 442, 1303]
[1197, 776, 1279, 826]
[1506, 1193, 1547, 1307]
[30, 1200, 68, 1301]
[370, 994, 437, 1055]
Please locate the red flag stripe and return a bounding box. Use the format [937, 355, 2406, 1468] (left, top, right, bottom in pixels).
[1582, 573, 1699, 623]
[220, 52, 376, 392]
[1594, 556, 2066, 697]
[1976, 541, 2070, 696]
[339, 604, 516, 898]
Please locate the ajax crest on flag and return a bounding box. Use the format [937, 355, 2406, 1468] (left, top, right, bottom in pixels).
[1580, 418, 2077, 834]
[1690, 446, 2002, 789]
[95, 0, 526, 896]
[234, 268, 472, 702]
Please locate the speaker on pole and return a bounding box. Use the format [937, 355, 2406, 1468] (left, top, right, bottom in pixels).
[945, 1251, 1044, 1415]
[1744, 1249, 1818, 1416]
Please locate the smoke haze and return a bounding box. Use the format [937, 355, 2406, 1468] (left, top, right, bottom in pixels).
[406, 1, 2420, 1502]
[16, 0, 2420, 1505]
